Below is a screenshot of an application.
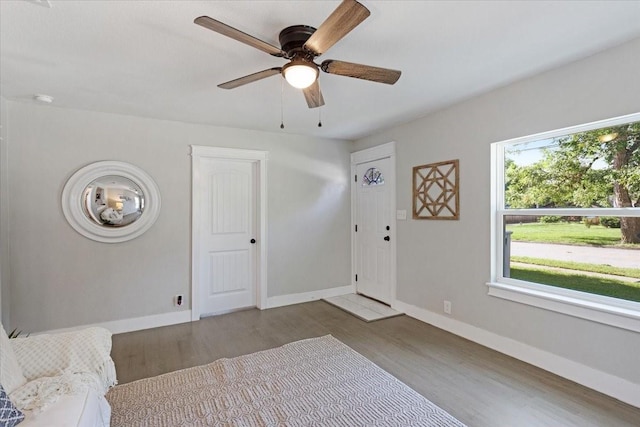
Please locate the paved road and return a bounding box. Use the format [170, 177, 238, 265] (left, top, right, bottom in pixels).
[511, 242, 640, 269]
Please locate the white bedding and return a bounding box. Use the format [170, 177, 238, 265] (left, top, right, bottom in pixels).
[19, 388, 111, 427]
[9, 327, 116, 417]
[11, 327, 116, 389]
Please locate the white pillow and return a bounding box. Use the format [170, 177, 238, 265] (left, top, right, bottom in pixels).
[0, 323, 27, 394]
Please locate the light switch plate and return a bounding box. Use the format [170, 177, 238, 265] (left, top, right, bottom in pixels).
[396, 210, 407, 220]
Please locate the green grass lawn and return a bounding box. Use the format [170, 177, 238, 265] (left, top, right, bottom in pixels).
[510, 266, 640, 302]
[506, 222, 640, 302]
[511, 256, 640, 279]
[505, 222, 628, 247]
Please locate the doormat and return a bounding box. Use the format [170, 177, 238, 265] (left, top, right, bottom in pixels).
[323, 293, 403, 322]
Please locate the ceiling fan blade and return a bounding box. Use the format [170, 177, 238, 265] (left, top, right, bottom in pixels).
[218, 68, 282, 89]
[195, 16, 285, 57]
[302, 80, 325, 109]
[303, 0, 370, 56]
[321, 60, 401, 85]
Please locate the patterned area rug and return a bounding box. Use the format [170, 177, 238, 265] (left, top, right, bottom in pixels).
[107, 335, 465, 426]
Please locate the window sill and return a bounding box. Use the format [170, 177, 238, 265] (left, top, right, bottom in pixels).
[486, 281, 640, 333]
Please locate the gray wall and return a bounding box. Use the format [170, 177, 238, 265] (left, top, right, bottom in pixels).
[6, 103, 351, 332]
[353, 38, 640, 384]
[0, 96, 8, 326]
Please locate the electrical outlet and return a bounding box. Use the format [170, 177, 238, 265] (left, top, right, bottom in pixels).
[443, 300, 452, 315]
[174, 294, 183, 307]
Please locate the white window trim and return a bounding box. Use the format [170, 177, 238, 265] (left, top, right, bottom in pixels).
[488, 112, 640, 333]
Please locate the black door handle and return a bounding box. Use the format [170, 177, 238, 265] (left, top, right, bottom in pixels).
[384, 236, 390, 241]
[250, 239, 256, 244]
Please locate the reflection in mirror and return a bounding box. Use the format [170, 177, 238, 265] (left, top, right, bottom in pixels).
[82, 176, 144, 227]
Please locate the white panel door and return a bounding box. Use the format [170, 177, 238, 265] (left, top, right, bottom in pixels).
[355, 158, 391, 303]
[198, 158, 256, 315]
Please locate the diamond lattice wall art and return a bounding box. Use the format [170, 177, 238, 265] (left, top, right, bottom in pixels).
[413, 159, 459, 220]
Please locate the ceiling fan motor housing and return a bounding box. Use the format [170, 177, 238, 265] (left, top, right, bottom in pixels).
[279, 25, 317, 58]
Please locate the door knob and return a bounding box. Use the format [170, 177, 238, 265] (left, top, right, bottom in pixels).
[250, 239, 256, 244]
[384, 236, 390, 241]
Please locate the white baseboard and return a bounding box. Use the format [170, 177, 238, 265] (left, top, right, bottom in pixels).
[394, 300, 640, 408]
[265, 285, 355, 309]
[38, 310, 192, 336]
[40, 285, 355, 336]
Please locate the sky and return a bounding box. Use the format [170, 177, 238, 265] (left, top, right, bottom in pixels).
[506, 138, 607, 169]
[505, 138, 556, 166]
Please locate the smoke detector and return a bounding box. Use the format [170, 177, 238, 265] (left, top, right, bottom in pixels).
[23, 0, 52, 8]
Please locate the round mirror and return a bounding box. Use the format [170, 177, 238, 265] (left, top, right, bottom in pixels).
[62, 161, 161, 243]
[82, 175, 144, 227]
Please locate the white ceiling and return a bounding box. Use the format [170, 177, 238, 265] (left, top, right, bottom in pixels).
[2, 1, 640, 140]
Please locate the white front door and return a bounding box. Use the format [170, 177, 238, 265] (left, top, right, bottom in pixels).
[355, 157, 392, 303]
[196, 158, 257, 316]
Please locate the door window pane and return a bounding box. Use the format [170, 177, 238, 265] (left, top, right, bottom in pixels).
[362, 167, 385, 186]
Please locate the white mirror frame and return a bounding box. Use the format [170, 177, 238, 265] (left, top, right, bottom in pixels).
[62, 161, 161, 243]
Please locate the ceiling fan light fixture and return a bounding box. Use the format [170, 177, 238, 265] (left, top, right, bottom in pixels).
[282, 60, 318, 89]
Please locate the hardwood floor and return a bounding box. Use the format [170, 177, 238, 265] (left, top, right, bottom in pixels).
[111, 301, 640, 426]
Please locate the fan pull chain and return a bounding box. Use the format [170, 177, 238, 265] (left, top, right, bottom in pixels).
[317, 83, 322, 127]
[280, 78, 285, 129]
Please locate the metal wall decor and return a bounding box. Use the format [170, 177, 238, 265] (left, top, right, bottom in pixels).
[413, 159, 459, 220]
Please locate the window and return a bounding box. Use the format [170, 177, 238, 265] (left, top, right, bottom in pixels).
[362, 167, 384, 186]
[489, 113, 640, 332]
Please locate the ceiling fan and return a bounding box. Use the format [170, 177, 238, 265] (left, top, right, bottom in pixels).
[194, 0, 401, 109]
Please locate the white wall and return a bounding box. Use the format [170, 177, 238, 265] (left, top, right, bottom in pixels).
[6, 103, 351, 332]
[354, 38, 640, 385]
